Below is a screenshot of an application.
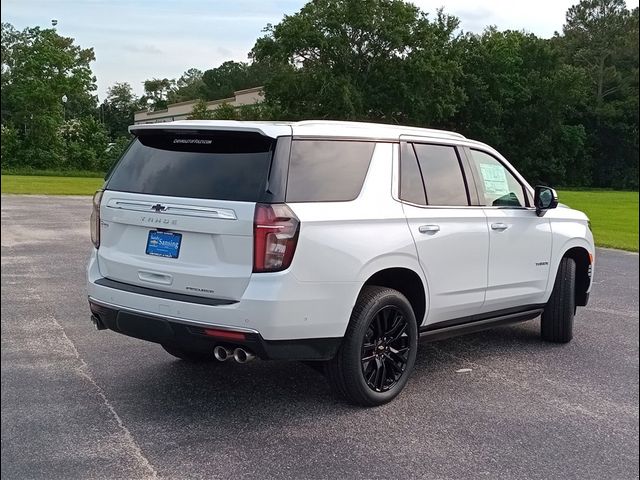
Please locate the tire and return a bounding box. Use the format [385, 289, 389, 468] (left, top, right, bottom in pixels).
[541, 257, 576, 343]
[325, 286, 418, 407]
[161, 344, 216, 362]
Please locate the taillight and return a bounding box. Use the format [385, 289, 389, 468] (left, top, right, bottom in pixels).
[90, 190, 103, 248]
[253, 203, 299, 273]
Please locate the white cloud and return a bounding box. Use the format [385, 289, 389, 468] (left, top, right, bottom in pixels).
[412, 0, 639, 37]
[2, 0, 638, 100]
[123, 44, 163, 55]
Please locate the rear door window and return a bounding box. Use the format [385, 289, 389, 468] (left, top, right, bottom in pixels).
[106, 131, 275, 201]
[286, 140, 375, 202]
[413, 144, 470, 206]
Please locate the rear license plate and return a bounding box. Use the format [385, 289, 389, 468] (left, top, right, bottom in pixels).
[146, 231, 182, 258]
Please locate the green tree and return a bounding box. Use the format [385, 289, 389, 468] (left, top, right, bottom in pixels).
[563, 0, 629, 105]
[100, 82, 138, 138]
[141, 77, 175, 111]
[187, 99, 215, 119]
[560, 1, 639, 188]
[211, 102, 238, 119]
[58, 116, 109, 170]
[202, 61, 244, 100]
[1, 23, 19, 116]
[0, 123, 19, 167]
[169, 68, 205, 103]
[250, 0, 465, 124]
[453, 29, 590, 186]
[187, 100, 239, 120]
[1, 22, 98, 168]
[236, 102, 281, 120]
[201, 61, 267, 100]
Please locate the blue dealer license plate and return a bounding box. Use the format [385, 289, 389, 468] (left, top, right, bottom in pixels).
[146, 231, 182, 258]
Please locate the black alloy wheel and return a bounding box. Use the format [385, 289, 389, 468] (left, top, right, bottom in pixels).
[324, 286, 418, 406]
[361, 306, 411, 392]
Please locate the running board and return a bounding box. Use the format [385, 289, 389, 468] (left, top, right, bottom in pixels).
[420, 308, 544, 342]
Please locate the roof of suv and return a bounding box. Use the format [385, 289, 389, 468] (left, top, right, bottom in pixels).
[129, 120, 466, 142]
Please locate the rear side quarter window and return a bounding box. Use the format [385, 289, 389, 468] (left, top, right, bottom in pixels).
[286, 140, 375, 202]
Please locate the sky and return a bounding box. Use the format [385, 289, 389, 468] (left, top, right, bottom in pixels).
[2, 0, 639, 101]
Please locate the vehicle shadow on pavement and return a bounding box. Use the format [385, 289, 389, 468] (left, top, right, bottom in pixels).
[110, 319, 554, 418]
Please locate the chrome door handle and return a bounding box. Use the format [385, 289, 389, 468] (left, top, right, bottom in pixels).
[419, 224, 440, 234]
[491, 223, 509, 231]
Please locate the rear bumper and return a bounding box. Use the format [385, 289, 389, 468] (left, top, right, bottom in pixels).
[87, 249, 360, 341]
[89, 298, 341, 361]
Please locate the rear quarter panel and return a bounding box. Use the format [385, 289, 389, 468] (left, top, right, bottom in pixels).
[286, 142, 427, 322]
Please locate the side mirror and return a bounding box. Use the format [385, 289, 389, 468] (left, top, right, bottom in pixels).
[534, 186, 558, 216]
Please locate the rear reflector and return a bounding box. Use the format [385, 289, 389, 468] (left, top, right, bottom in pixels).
[203, 329, 247, 341]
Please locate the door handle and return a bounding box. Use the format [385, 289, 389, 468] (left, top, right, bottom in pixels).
[491, 223, 509, 231]
[418, 224, 440, 234]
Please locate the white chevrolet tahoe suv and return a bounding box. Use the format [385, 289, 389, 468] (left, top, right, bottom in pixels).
[87, 120, 595, 406]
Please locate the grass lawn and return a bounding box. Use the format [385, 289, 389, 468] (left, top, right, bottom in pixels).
[558, 190, 638, 252]
[1, 168, 105, 178]
[1, 175, 637, 251]
[1, 175, 104, 195]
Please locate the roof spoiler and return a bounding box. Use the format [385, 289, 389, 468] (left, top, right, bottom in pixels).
[129, 121, 292, 139]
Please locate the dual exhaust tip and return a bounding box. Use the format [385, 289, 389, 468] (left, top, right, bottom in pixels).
[213, 346, 255, 363]
[91, 315, 106, 331]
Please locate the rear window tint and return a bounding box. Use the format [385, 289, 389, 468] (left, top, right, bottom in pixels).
[106, 131, 275, 201]
[413, 144, 469, 206]
[286, 140, 374, 202]
[400, 143, 426, 205]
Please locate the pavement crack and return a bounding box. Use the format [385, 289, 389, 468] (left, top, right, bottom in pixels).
[49, 313, 160, 480]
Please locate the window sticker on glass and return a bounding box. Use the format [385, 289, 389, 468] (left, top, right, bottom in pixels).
[480, 162, 510, 196]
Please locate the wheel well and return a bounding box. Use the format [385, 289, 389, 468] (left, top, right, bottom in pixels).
[563, 247, 591, 306]
[363, 268, 426, 326]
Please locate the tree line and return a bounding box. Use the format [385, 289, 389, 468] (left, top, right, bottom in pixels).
[1, 0, 638, 188]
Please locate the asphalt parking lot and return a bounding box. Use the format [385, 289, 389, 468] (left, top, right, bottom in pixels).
[1, 194, 638, 480]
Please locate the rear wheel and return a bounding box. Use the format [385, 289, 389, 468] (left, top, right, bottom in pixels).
[541, 257, 576, 343]
[325, 286, 418, 406]
[161, 344, 216, 362]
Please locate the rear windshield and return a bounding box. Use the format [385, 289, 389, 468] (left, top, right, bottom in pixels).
[106, 131, 275, 201]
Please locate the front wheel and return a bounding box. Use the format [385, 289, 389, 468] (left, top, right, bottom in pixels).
[541, 257, 576, 343]
[325, 286, 418, 406]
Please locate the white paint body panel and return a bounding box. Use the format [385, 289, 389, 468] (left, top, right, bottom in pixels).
[98, 191, 256, 301]
[481, 208, 553, 312]
[402, 204, 489, 323]
[544, 206, 596, 300]
[88, 120, 596, 342]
